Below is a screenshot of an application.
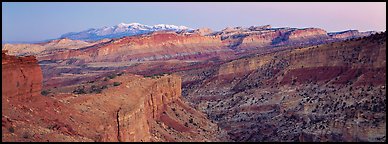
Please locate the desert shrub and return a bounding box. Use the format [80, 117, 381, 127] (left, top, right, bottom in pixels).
[108, 74, 117, 79]
[41, 90, 49, 96]
[113, 82, 121, 86]
[117, 72, 124, 76]
[90, 85, 102, 93]
[144, 72, 171, 79]
[291, 79, 297, 85]
[8, 127, 14, 133]
[73, 86, 87, 94]
[22, 132, 30, 139]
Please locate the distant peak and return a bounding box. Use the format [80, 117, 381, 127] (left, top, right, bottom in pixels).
[117, 22, 145, 28]
[128, 22, 142, 25]
[153, 24, 190, 29]
[117, 22, 127, 26]
[154, 24, 170, 27]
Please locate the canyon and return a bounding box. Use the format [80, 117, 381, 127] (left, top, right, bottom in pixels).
[2, 51, 228, 142]
[2, 23, 385, 142]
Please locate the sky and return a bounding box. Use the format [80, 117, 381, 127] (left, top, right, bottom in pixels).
[2, 2, 386, 42]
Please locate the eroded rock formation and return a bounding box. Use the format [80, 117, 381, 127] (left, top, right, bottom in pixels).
[2, 38, 110, 57]
[328, 30, 377, 40]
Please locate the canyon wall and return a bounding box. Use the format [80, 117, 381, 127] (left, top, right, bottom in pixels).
[107, 75, 182, 142]
[38, 32, 229, 63]
[2, 38, 107, 57]
[2, 50, 43, 101]
[329, 30, 376, 39]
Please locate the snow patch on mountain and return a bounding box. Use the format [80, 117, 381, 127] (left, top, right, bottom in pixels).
[60, 22, 193, 41]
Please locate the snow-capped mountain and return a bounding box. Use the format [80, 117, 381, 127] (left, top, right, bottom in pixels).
[60, 22, 193, 41]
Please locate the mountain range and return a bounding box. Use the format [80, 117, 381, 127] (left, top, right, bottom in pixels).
[60, 23, 193, 41]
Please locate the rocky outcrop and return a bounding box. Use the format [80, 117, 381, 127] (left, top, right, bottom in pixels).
[193, 28, 214, 36]
[248, 25, 271, 31]
[287, 28, 327, 39]
[329, 30, 377, 40]
[234, 28, 329, 49]
[285, 28, 329, 43]
[115, 98, 151, 142]
[100, 75, 183, 142]
[146, 76, 181, 119]
[2, 51, 43, 101]
[237, 30, 283, 48]
[2, 38, 109, 57]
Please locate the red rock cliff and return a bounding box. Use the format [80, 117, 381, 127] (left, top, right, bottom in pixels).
[145, 75, 181, 120]
[329, 30, 376, 39]
[111, 75, 181, 142]
[2, 51, 43, 101]
[39, 32, 227, 62]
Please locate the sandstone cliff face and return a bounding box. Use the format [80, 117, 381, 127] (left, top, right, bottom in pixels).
[285, 28, 329, 44]
[329, 30, 377, 40]
[39, 32, 228, 63]
[2, 38, 108, 57]
[248, 25, 272, 31]
[237, 30, 282, 48]
[234, 28, 329, 49]
[146, 75, 181, 119]
[97, 75, 183, 142]
[219, 32, 385, 77]
[193, 28, 214, 36]
[2, 51, 43, 101]
[287, 28, 328, 39]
